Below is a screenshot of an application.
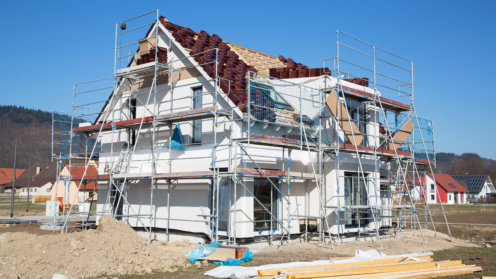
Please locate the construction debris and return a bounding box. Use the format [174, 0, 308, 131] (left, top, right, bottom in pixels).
[0, 216, 190, 279]
[187, 241, 253, 266]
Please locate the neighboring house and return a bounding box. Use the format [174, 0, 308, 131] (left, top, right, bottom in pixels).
[4, 163, 56, 197]
[421, 174, 468, 204]
[0, 168, 26, 192]
[66, 17, 432, 243]
[451, 175, 495, 201]
[50, 161, 98, 206]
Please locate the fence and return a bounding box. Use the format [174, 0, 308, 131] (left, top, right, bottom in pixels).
[467, 197, 496, 204]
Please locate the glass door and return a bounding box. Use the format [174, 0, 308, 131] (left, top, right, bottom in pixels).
[253, 178, 279, 231]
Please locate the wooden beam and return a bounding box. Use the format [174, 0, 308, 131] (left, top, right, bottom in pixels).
[286, 260, 464, 279]
[312, 265, 481, 279]
[258, 256, 432, 277]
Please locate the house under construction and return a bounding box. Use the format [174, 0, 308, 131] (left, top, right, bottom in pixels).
[51, 11, 452, 247]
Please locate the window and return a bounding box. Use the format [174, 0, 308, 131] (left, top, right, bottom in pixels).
[129, 98, 137, 146]
[344, 172, 369, 228]
[431, 195, 435, 200]
[47, 189, 51, 193]
[34, 189, 37, 192]
[449, 195, 452, 201]
[22, 189, 25, 192]
[448, 183, 457, 189]
[345, 99, 367, 145]
[30, 188, 34, 192]
[192, 87, 203, 143]
[430, 184, 435, 193]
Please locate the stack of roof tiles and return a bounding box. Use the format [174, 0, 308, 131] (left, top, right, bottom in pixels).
[161, 17, 258, 113]
[136, 47, 168, 65]
[268, 55, 331, 79]
[344, 77, 369, 87]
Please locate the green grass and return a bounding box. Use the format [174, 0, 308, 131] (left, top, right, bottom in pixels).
[0, 199, 29, 203]
[428, 204, 496, 215]
[0, 204, 46, 211]
[432, 246, 496, 278]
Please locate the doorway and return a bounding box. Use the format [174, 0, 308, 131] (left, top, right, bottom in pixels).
[253, 178, 279, 231]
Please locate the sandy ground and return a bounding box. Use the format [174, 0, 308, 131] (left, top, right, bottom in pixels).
[0, 216, 193, 279]
[248, 229, 477, 266]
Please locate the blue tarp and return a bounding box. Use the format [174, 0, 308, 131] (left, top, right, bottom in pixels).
[186, 241, 254, 266]
[169, 124, 185, 150]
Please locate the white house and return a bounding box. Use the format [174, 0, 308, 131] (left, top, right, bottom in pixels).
[452, 175, 495, 201]
[68, 16, 424, 244]
[421, 174, 469, 204]
[4, 163, 56, 199]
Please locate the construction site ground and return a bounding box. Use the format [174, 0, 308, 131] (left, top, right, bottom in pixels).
[0, 205, 494, 278]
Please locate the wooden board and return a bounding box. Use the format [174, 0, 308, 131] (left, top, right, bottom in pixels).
[258, 256, 432, 276]
[388, 119, 414, 150]
[198, 247, 236, 261]
[325, 89, 364, 146]
[313, 265, 481, 279]
[285, 260, 464, 279]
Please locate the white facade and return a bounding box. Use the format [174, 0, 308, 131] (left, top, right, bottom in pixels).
[18, 182, 52, 197]
[467, 177, 495, 200]
[91, 23, 392, 241]
[423, 175, 438, 204]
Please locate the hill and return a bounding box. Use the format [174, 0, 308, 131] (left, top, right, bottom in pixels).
[0, 105, 54, 168]
[435, 152, 496, 182]
[1, 105, 495, 181]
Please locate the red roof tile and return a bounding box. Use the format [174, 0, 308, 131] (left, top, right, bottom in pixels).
[0, 168, 26, 185]
[428, 173, 468, 193]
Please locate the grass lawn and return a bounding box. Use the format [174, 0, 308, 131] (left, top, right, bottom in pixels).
[432, 246, 496, 278]
[0, 204, 46, 211]
[428, 204, 496, 215]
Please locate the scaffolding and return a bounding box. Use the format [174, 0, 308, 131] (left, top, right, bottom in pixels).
[52, 11, 451, 248]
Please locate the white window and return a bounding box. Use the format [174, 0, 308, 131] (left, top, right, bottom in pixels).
[431, 195, 435, 200]
[449, 195, 451, 201]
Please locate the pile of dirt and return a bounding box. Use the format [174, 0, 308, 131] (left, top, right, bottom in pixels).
[0, 216, 191, 278]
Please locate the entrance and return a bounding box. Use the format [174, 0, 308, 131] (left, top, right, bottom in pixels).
[253, 178, 279, 231]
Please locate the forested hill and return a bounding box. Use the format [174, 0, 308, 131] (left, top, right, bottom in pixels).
[435, 152, 496, 182]
[0, 105, 54, 168]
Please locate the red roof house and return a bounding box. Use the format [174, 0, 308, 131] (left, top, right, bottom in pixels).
[423, 173, 469, 204]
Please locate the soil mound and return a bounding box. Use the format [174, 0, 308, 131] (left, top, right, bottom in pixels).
[0, 216, 189, 278]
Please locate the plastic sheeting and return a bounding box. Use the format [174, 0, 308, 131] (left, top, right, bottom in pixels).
[168, 123, 185, 150]
[186, 241, 254, 266]
[203, 249, 433, 278]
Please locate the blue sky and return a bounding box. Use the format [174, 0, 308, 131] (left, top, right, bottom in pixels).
[1, 0, 495, 159]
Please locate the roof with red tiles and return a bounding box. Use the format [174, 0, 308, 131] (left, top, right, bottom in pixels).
[428, 173, 468, 193]
[0, 168, 26, 186]
[4, 162, 56, 189]
[61, 163, 99, 191]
